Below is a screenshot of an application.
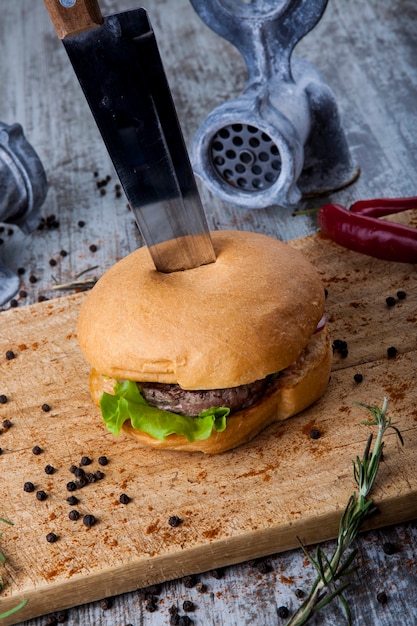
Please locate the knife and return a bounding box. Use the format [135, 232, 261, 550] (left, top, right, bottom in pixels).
[43, 0, 216, 273]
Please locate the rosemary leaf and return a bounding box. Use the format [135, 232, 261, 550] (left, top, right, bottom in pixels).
[286, 398, 403, 626]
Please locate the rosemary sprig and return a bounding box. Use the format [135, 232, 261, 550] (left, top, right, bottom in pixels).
[0, 518, 28, 619]
[286, 398, 404, 626]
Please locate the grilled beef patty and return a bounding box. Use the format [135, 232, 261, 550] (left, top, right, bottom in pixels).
[139, 377, 271, 416]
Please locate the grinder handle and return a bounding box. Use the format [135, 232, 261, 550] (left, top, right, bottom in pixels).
[43, 0, 103, 39]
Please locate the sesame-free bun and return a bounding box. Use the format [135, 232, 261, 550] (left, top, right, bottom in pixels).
[77, 230, 326, 391]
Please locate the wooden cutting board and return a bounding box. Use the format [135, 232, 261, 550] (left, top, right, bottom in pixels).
[0, 229, 416, 624]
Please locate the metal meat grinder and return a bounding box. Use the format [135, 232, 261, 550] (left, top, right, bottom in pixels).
[0, 122, 47, 305]
[189, 0, 359, 209]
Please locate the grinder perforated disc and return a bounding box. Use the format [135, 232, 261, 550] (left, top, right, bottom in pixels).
[210, 123, 281, 191]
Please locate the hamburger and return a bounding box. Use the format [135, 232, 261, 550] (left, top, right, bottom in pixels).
[77, 230, 332, 454]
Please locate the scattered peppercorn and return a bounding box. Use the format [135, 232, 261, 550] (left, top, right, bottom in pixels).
[183, 600, 195, 612]
[332, 339, 348, 358]
[2, 419, 12, 429]
[41, 403, 51, 412]
[382, 542, 399, 555]
[309, 428, 321, 440]
[354, 373, 363, 383]
[19, 289, 27, 298]
[69, 510, 80, 521]
[83, 514, 97, 528]
[80, 455, 92, 466]
[17, 267, 25, 275]
[24, 481, 35, 493]
[36, 490, 48, 501]
[168, 515, 183, 527]
[387, 346, 398, 359]
[145, 597, 158, 612]
[396, 290, 406, 300]
[277, 606, 290, 619]
[46, 532, 58, 543]
[66, 481, 77, 492]
[120, 493, 131, 504]
[56, 611, 68, 623]
[32, 445, 42, 455]
[44, 614, 58, 625]
[377, 591, 388, 605]
[94, 470, 105, 480]
[45, 464, 55, 475]
[295, 588, 305, 599]
[210, 567, 225, 579]
[60, 249, 68, 257]
[98, 455, 108, 466]
[69, 465, 77, 474]
[74, 467, 85, 478]
[29, 275, 38, 284]
[178, 616, 193, 626]
[257, 559, 273, 574]
[5, 350, 16, 360]
[89, 244, 98, 252]
[100, 597, 113, 610]
[38, 295, 49, 303]
[78, 220, 85, 227]
[0, 394, 7, 404]
[10, 299, 18, 308]
[385, 296, 396, 307]
[182, 575, 197, 589]
[66, 495, 79, 506]
[49, 258, 57, 267]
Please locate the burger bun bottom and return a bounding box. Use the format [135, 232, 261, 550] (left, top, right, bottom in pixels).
[89, 327, 332, 454]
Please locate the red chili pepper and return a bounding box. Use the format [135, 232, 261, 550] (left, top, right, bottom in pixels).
[318, 200, 417, 263]
[350, 196, 417, 217]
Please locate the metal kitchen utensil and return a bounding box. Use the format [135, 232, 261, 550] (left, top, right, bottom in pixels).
[0, 122, 48, 306]
[43, 0, 215, 273]
[189, 0, 359, 209]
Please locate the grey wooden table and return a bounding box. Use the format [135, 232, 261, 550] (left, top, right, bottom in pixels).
[1, 0, 416, 624]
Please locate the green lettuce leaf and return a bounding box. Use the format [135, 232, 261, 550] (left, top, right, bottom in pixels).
[100, 380, 229, 442]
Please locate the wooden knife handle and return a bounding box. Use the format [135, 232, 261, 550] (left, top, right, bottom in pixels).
[43, 0, 103, 39]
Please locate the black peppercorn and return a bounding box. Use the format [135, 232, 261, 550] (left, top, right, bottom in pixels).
[69, 510, 80, 521]
[257, 560, 272, 574]
[89, 244, 98, 252]
[66, 495, 79, 505]
[309, 429, 321, 440]
[183, 600, 195, 612]
[46, 532, 58, 543]
[387, 346, 398, 359]
[80, 455, 92, 466]
[210, 567, 225, 579]
[41, 403, 51, 412]
[45, 464, 55, 475]
[24, 481, 35, 493]
[382, 542, 399, 555]
[69, 464, 77, 474]
[5, 350, 16, 360]
[17, 267, 25, 275]
[49, 258, 57, 267]
[32, 445, 42, 455]
[78, 220, 85, 227]
[277, 606, 289, 619]
[2, 419, 12, 429]
[66, 481, 77, 492]
[60, 250, 68, 257]
[56, 611, 68, 623]
[98, 455, 108, 466]
[44, 615, 58, 625]
[100, 597, 113, 610]
[83, 514, 97, 527]
[377, 591, 388, 605]
[385, 296, 396, 307]
[295, 588, 305, 599]
[182, 575, 197, 588]
[19, 289, 27, 298]
[29, 275, 38, 284]
[178, 616, 193, 626]
[74, 467, 85, 478]
[396, 290, 406, 300]
[0, 394, 7, 404]
[10, 299, 18, 308]
[354, 373, 363, 383]
[168, 515, 183, 527]
[36, 490, 48, 501]
[145, 598, 157, 612]
[94, 470, 105, 480]
[119, 493, 131, 504]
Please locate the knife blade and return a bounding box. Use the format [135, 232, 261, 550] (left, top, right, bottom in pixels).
[43, 0, 216, 273]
